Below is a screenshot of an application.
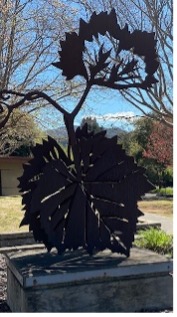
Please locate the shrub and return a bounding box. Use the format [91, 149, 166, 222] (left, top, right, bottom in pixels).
[152, 187, 173, 197]
[163, 166, 173, 187]
[158, 187, 173, 197]
[134, 228, 173, 257]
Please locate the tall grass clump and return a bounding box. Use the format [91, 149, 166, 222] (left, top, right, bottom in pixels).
[134, 227, 173, 257]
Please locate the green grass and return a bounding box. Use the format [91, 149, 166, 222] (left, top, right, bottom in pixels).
[134, 227, 173, 257]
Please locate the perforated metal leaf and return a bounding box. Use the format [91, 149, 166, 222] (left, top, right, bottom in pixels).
[18, 125, 154, 257]
[53, 9, 159, 87]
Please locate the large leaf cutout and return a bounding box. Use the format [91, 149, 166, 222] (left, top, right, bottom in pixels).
[18, 125, 154, 257]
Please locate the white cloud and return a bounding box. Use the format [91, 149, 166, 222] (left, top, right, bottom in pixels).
[84, 112, 142, 122]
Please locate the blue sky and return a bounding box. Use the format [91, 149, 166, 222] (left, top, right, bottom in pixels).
[39, 83, 143, 131]
[73, 89, 143, 128]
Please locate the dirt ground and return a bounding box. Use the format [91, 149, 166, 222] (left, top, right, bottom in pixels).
[0, 254, 11, 312]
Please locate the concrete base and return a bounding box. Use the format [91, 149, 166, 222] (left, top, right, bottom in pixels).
[5, 247, 173, 312]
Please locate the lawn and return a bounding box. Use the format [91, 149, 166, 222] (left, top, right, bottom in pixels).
[0, 196, 28, 233]
[0, 196, 173, 233]
[138, 199, 173, 217]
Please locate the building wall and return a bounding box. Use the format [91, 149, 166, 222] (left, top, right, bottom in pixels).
[0, 157, 29, 196]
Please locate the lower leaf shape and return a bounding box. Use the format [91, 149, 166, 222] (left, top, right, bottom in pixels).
[18, 125, 154, 256]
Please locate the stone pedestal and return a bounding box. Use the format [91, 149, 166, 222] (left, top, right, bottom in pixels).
[5, 247, 173, 312]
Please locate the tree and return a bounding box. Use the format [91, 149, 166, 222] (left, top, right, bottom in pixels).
[121, 116, 173, 186]
[68, 0, 173, 126]
[81, 116, 103, 133]
[143, 121, 173, 166]
[121, 116, 153, 160]
[0, 109, 43, 156]
[143, 121, 173, 188]
[0, 0, 78, 118]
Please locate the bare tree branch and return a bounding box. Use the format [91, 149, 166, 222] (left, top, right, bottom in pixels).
[0, 0, 78, 111]
[70, 0, 173, 125]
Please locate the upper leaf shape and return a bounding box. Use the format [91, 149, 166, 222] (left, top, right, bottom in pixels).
[53, 9, 159, 86]
[53, 33, 88, 80]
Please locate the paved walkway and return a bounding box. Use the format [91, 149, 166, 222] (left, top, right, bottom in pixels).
[141, 212, 173, 235]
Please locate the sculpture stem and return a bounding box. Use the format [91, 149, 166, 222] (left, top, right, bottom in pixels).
[63, 81, 93, 178]
[71, 82, 92, 118]
[64, 113, 81, 179]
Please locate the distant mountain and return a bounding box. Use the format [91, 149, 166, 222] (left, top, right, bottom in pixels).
[47, 126, 68, 140]
[46, 125, 125, 146]
[46, 126, 68, 146]
[106, 127, 124, 138]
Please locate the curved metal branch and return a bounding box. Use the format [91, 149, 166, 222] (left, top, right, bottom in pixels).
[71, 82, 92, 118]
[0, 89, 70, 129]
[1, 90, 69, 115]
[92, 78, 150, 91]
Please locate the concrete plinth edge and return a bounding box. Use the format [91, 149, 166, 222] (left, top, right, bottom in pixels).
[5, 246, 173, 312]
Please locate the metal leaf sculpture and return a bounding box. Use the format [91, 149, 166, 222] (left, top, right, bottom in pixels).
[18, 125, 154, 256]
[14, 9, 159, 257]
[53, 9, 159, 88]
